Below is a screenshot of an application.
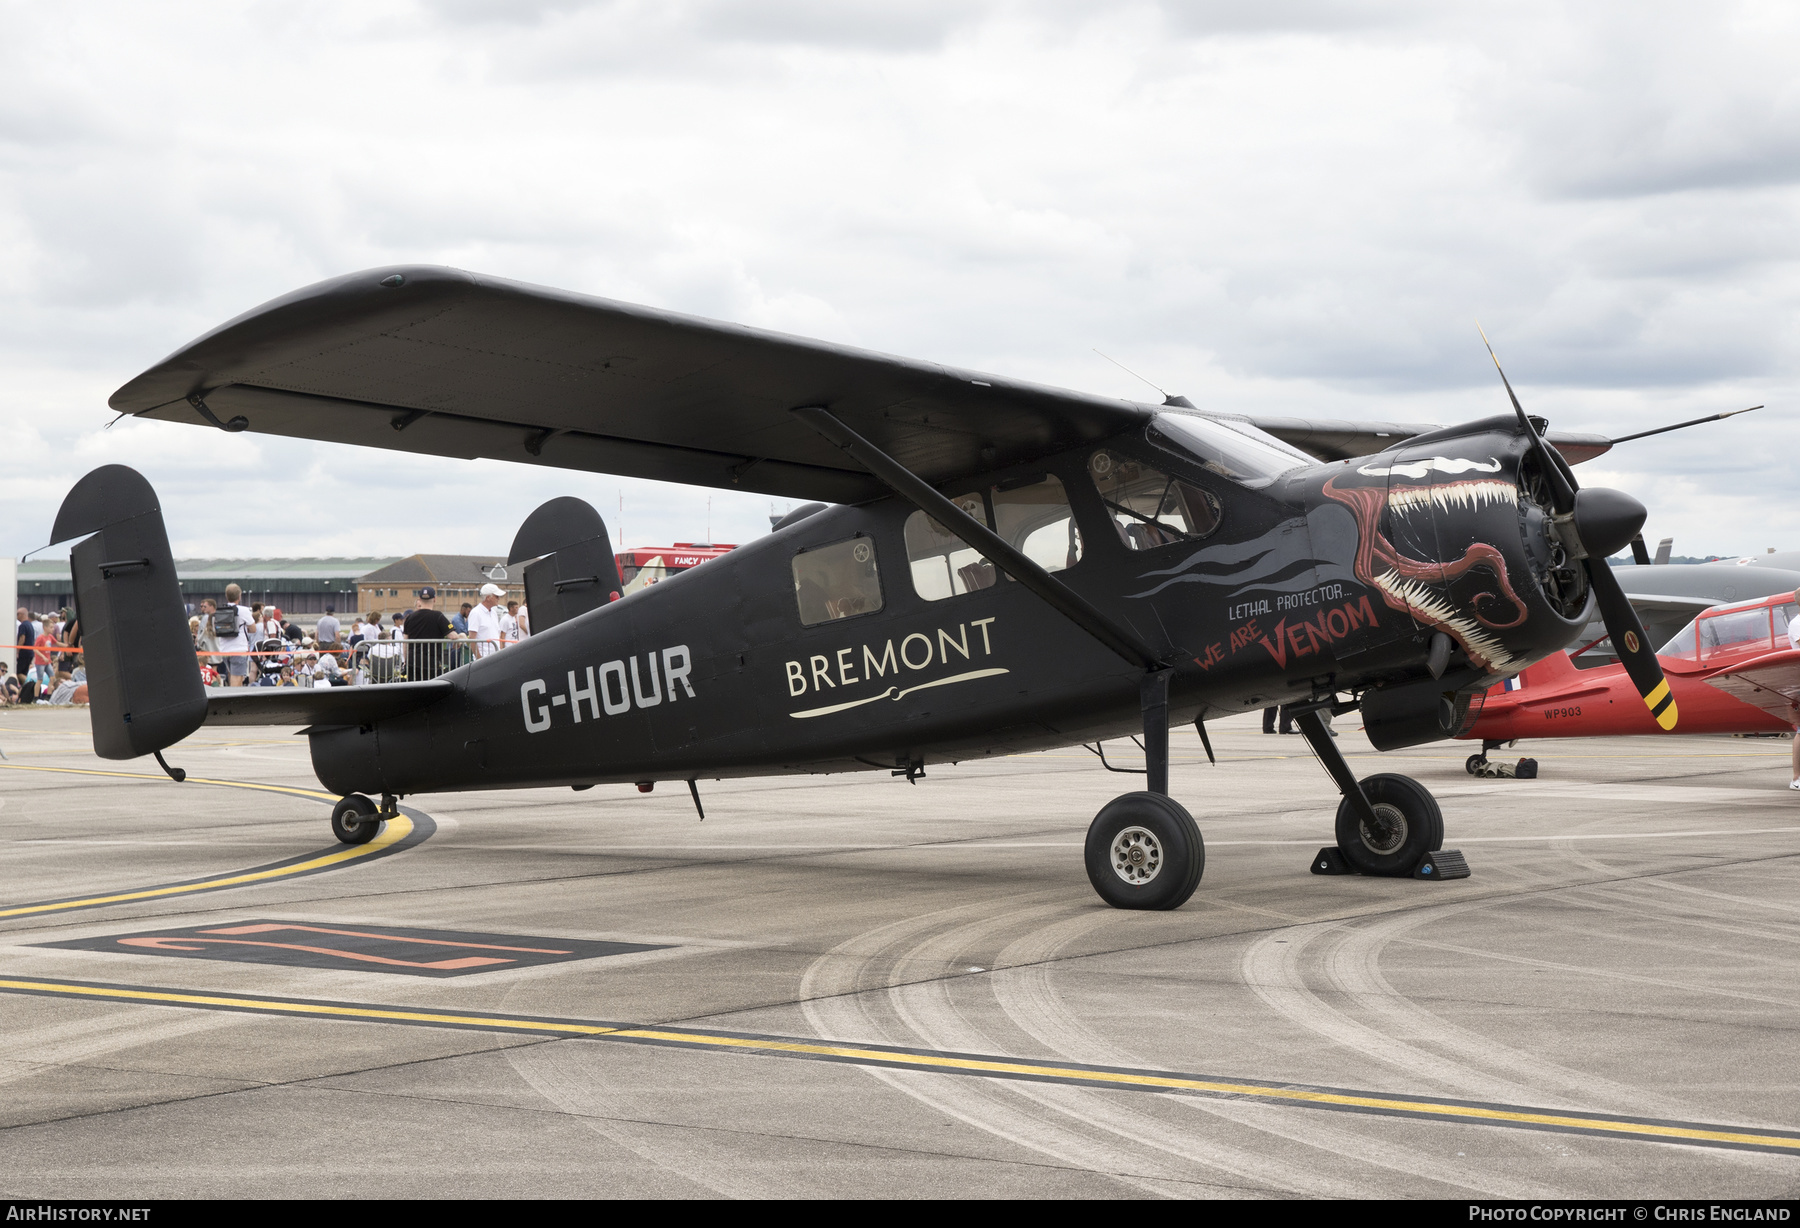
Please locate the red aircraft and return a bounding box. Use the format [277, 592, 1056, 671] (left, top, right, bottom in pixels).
[1458, 590, 1800, 774]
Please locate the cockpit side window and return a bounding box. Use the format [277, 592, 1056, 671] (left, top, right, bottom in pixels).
[793, 536, 884, 625]
[1088, 450, 1221, 551]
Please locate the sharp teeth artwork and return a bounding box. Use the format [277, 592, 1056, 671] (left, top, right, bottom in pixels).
[1322, 462, 1530, 675]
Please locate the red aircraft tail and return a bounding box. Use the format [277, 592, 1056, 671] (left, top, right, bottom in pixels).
[1514, 648, 1583, 691]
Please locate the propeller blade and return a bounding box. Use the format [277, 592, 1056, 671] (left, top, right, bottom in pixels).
[1585, 556, 1679, 731]
[1477, 325, 1576, 511]
[1476, 325, 1676, 730]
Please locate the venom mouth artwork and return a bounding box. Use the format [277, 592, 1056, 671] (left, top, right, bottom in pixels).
[1323, 457, 1530, 674]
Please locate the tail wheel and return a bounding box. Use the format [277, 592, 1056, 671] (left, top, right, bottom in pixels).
[1334, 773, 1443, 877]
[1084, 791, 1205, 910]
[331, 793, 382, 845]
[1465, 753, 1487, 776]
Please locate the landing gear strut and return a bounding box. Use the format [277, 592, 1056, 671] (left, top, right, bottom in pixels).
[1291, 701, 1466, 880]
[1083, 668, 1205, 909]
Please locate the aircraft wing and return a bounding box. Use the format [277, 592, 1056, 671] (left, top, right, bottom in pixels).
[203, 680, 452, 728]
[108, 264, 1487, 499]
[1619, 593, 1724, 615]
[1702, 650, 1800, 723]
[113, 266, 1165, 502]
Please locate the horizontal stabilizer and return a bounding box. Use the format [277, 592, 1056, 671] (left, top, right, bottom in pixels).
[205, 680, 452, 727]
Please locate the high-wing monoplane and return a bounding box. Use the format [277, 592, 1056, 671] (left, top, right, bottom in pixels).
[56, 266, 1705, 907]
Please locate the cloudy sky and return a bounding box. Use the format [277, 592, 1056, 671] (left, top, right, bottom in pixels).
[3, 0, 1796, 562]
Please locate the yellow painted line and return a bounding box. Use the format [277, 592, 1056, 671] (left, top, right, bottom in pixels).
[0, 763, 413, 918]
[0, 761, 336, 800]
[596, 1029, 1800, 1151]
[1, 976, 1796, 1155]
[0, 979, 614, 1036]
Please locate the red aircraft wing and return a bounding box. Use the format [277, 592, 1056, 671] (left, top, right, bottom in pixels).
[1703, 649, 1800, 726]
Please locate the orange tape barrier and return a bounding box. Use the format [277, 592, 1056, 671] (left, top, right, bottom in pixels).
[13, 640, 515, 660]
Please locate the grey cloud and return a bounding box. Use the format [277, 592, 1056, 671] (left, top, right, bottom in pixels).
[3, 1, 1800, 562]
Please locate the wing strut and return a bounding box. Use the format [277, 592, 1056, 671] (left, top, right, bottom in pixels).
[790, 406, 1179, 793]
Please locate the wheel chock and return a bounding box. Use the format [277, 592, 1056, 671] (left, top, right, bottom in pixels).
[1311, 847, 1356, 875]
[1413, 849, 1470, 880]
[1473, 758, 1538, 779]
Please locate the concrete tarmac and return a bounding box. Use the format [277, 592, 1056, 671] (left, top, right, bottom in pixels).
[1, 706, 1798, 1199]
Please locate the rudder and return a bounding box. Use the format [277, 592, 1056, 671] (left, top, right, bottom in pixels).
[508, 496, 623, 634]
[51, 466, 206, 759]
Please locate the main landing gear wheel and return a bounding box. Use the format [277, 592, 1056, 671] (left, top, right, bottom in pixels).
[1084, 791, 1205, 910]
[1334, 773, 1443, 877]
[331, 793, 382, 845]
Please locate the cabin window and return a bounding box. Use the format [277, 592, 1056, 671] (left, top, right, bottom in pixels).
[992, 476, 1083, 577]
[1780, 604, 1800, 649]
[905, 493, 991, 601]
[1088, 450, 1221, 550]
[1698, 607, 1774, 659]
[793, 535, 884, 626]
[903, 477, 1082, 602]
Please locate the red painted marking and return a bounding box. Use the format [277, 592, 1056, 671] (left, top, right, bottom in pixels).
[118, 936, 512, 970]
[199, 923, 572, 955]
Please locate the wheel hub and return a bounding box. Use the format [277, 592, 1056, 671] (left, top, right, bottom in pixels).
[1110, 826, 1163, 885]
[1359, 803, 1408, 855]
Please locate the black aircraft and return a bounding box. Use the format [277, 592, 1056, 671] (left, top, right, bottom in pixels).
[55, 266, 1681, 909]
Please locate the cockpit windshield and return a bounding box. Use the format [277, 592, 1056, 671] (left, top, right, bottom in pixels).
[1659, 600, 1800, 661]
[1147, 413, 1314, 490]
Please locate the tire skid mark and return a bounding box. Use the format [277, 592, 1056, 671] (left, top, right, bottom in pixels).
[996, 913, 1568, 1198]
[989, 909, 1374, 1198]
[501, 1037, 746, 1197]
[800, 900, 1218, 1198]
[1319, 905, 1694, 1121]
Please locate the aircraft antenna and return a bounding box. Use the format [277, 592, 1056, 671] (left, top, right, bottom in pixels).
[1093, 349, 1169, 400]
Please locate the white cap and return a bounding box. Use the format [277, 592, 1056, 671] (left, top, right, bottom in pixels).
[480, 582, 505, 597]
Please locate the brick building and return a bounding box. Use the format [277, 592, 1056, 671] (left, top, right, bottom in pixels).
[354, 555, 528, 619]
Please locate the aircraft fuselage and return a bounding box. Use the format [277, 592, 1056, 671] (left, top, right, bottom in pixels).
[310, 416, 1592, 798]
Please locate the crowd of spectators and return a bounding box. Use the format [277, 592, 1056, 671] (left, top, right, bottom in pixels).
[8, 581, 534, 708]
[8, 606, 86, 706]
[187, 582, 530, 690]
[7, 578, 534, 709]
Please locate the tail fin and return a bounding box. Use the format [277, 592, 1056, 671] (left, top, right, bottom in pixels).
[508, 496, 622, 634]
[1516, 648, 1581, 691]
[50, 466, 205, 759]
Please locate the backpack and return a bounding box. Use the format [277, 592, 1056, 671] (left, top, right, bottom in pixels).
[212, 605, 240, 640]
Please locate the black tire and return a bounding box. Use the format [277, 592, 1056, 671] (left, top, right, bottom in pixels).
[331, 793, 382, 846]
[1084, 791, 1205, 910]
[1335, 773, 1443, 876]
[1464, 754, 1487, 776]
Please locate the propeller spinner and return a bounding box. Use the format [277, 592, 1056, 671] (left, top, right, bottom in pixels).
[1478, 330, 1678, 731]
